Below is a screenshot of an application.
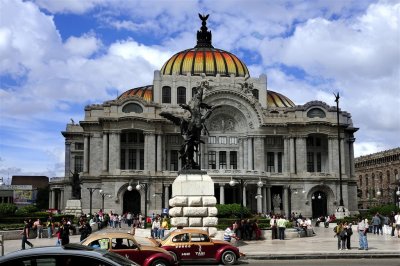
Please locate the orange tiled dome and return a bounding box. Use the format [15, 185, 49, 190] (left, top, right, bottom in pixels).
[267, 90, 295, 107]
[160, 14, 249, 77]
[118, 85, 153, 102]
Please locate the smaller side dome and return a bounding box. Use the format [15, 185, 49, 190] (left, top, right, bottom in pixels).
[267, 90, 295, 108]
[118, 85, 153, 102]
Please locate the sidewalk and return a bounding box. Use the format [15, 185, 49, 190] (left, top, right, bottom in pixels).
[2, 224, 399, 260]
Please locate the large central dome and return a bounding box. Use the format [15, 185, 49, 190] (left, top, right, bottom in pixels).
[160, 14, 249, 77]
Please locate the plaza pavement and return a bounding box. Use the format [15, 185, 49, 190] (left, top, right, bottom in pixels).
[2, 224, 399, 260]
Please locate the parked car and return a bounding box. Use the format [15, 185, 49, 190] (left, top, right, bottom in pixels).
[81, 232, 177, 266]
[0, 243, 138, 266]
[151, 228, 245, 265]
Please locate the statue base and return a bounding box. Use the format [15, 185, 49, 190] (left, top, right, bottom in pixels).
[64, 199, 83, 217]
[169, 171, 218, 236]
[335, 206, 349, 219]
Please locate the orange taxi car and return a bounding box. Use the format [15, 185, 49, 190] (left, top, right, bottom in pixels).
[81, 232, 177, 266]
[151, 228, 244, 265]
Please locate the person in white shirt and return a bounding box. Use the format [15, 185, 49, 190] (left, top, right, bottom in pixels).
[395, 211, 400, 238]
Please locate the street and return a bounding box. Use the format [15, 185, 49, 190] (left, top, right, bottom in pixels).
[239, 259, 400, 266]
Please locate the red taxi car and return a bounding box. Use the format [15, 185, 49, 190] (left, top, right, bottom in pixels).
[153, 228, 244, 265]
[81, 232, 177, 266]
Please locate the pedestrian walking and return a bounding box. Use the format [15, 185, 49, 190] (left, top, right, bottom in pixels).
[33, 218, 43, 239]
[58, 219, 70, 245]
[46, 215, 54, 238]
[371, 213, 381, 234]
[270, 215, 278, 240]
[20, 219, 34, 250]
[395, 211, 400, 238]
[346, 222, 353, 249]
[357, 217, 369, 250]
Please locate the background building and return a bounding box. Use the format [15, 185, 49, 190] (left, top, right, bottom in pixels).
[50, 17, 359, 218]
[355, 148, 400, 209]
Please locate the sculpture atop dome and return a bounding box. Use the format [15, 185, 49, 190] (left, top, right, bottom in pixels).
[196, 13, 213, 48]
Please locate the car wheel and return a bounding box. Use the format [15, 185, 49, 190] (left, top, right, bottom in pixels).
[168, 251, 178, 262]
[221, 250, 237, 265]
[151, 259, 168, 266]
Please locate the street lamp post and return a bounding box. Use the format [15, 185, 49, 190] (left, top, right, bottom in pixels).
[99, 190, 112, 211]
[334, 92, 344, 208]
[229, 178, 245, 219]
[131, 181, 148, 229]
[87, 187, 101, 217]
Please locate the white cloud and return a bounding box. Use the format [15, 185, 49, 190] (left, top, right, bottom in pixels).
[34, 0, 106, 14]
[64, 34, 102, 57]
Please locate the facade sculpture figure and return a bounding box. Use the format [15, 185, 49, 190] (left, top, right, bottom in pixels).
[160, 76, 219, 170]
[71, 171, 81, 199]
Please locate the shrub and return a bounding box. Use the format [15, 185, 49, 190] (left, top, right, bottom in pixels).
[0, 203, 17, 215]
[15, 205, 39, 216]
[216, 204, 251, 218]
[368, 204, 399, 216]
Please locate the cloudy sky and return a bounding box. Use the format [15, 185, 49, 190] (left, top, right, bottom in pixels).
[0, 0, 399, 181]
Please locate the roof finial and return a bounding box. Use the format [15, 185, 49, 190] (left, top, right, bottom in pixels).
[196, 13, 213, 48]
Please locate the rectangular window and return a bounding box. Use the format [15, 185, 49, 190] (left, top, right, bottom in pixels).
[167, 135, 179, 144]
[277, 152, 282, 173]
[267, 152, 274, 172]
[139, 149, 144, 170]
[219, 151, 227, 169]
[128, 132, 137, 143]
[170, 150, 178, 171]
[120, 133, 127, 143]
[177, 87, 186, 104]
[307, 152, 314, 172]
[75, 142, 84, 150]
[229, 137, 237, 145]
[316, 152, 322, 172]
[219, 136, 227, 144]
[162, 86, 171, 103]
[266, 137, 274, 145]
[208, 151, 216, 169]
[128, 149, 136, 169]
[74, 155, 83, 173]
[139, 133, 144, 143]
[208, 136, 216, 144]
[120, 149, 126, 170]
[230, 151, 237, 169]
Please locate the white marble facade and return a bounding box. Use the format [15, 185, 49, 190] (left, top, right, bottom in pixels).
[50, 21, 359, 219]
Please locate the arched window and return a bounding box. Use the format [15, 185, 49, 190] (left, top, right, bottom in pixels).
[307, 108, 326, 118]
[162, 86, 171, 103]
[122, 103, 143, 113]
[177, 86, 186, 104]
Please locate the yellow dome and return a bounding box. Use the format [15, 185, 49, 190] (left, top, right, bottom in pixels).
[160, 14, 249, 77]
[267, 90, 295, 107]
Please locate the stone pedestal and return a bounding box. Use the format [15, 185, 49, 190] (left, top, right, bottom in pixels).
[169, 170, 218, 236]
[64, 199, 83, 217]
[335, 206, 350, 219]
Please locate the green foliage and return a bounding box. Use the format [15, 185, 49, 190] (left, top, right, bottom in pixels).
[216, 204, 251, 218]
[0, 203, 17, 215]
[368, 204, 399, 216]
[0, 223, 25, 230]
[15, 205, 39, 216]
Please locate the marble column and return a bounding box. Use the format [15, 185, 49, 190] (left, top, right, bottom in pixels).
[295, 136, 307, 173]
[340, 138, 346, 175]
[145, 133, 156, 172]
[83, 134, 89, 173]
[243, 139, 248, 169]
[247, 137, 253, 170]
[328, 137, 334, 174]
[254, 137, 265, 171]
[274, 152, 279, 173]
[283, 186, 289, 216]
[289, 137, 295, 174]
[266, 186, 271, 213]
[51, 189, 56, 210]
[283, 137, 289, 173]
[331, 138, 339, 177]
[157, 135, 162, 171]
[238, 138, 244, 169]
[60, 189, 64, 211]
[262, 187, 267, 213]
[164, 185, 170, 208]
[49, 190, 53, 209]
[108, 132, 120, 172]
[257, 186, 262, 213]
[65, 141, 71, 177]
[102, 132, 108, 172]
[242, 185, 247, 207]
[219, 184, 225, 204]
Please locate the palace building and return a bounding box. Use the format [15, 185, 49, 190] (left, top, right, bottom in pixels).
[355, 148, 400, 209]
[49, 16, 359, 218]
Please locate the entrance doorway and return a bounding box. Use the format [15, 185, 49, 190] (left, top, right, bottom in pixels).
[311, 191, 327, 218]
[123, 190, 141, 214]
